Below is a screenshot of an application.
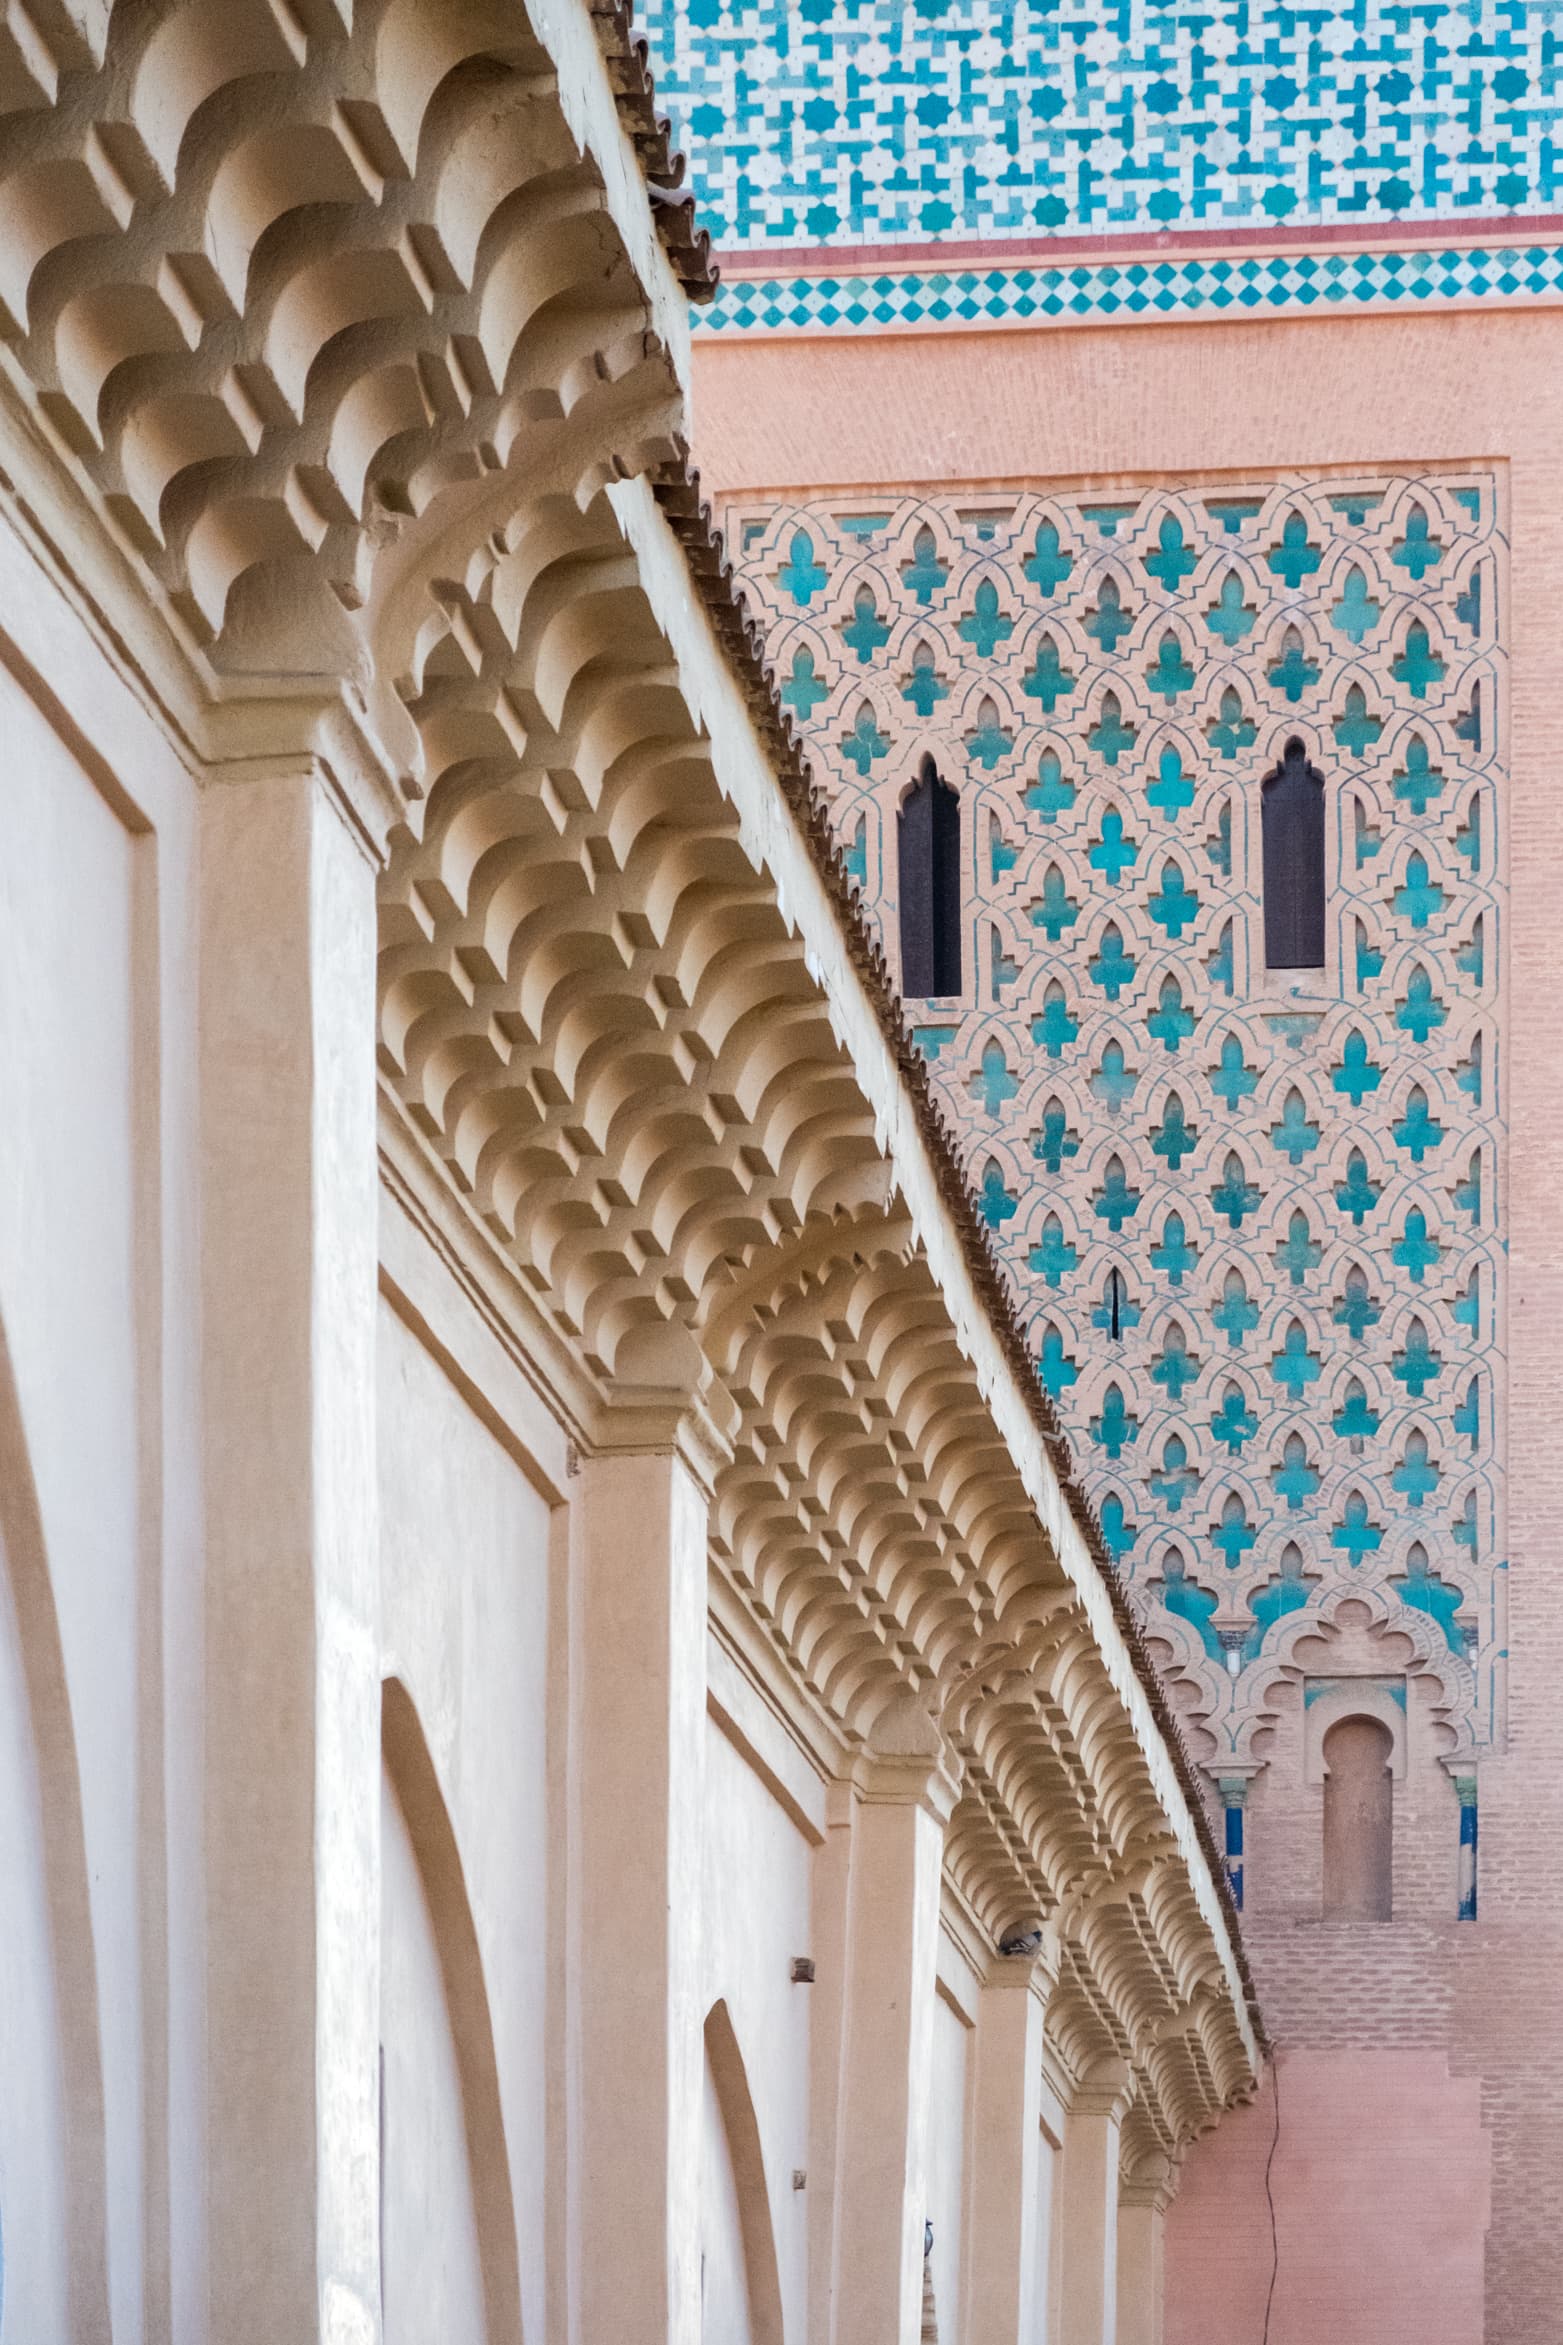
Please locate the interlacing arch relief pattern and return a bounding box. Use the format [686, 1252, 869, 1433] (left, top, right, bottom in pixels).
[727, 474, 1505, 1770]
[0, 0, 708, 673]
[378, 472, 1260, 2128]
[1243, 1581, 1470, 1763]
[1141, 1567, 1473, 1774]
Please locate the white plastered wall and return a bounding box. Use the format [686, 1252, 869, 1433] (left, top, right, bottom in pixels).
[925, 1978, 972, 2344]
[702, 1708, 816, 2336]
[1030, 2105, 1063, 2345]
[0, 549, 208, 2343]
[376, 1294, 554, 2343]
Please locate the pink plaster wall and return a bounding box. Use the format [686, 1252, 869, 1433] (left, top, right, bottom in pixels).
[1166, 2050, 1490, 2345]
[690, 310, 1563, 2340]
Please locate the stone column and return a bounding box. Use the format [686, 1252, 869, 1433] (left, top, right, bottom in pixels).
[1116, 2158, 1173, 2345]
[1217, 1775, 1250, 1912]
[962, 1949, 1054, 2345]
[199, 761, 384, 2343]
[828, 1702, 960, 2345]
[1055, 2061, 1133, 2345]
[570, 1426, 713, 2345]
[1450, 1764, 1480, 1919]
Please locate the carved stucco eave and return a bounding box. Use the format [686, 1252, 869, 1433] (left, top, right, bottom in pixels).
[0, 0, 694, 848]
[373, 469, 1260, 2116]
[0, 0, 1263, 2132]
[616, 463, 1265, 2068]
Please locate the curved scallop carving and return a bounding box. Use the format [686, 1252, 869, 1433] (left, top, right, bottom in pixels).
[0, 0, 684, 651]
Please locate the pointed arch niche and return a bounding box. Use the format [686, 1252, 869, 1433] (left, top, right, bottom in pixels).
[1321, 1714, 1395, 1921]
[0, 1311, 108, 2339]
[1261, 735, 1326, 969]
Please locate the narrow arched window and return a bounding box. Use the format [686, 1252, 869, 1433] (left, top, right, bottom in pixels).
[1261, 736, 1325, 969]
[1322, 1715, 1393, 1920]
[1105, 1267, 1127, 1341]
[899, 753, 962, 996]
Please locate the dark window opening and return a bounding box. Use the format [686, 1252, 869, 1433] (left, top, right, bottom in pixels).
[1106, 1267, 1126, 1341]
[899, 753, 962, 996]
[1261, 736, 1326, 970]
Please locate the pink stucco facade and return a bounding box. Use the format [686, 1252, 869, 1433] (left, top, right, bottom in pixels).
[690, 310, 1563, 2338]
[1168, 2051, 1490, 2345]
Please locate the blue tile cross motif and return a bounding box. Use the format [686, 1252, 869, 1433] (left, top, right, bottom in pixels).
[731, 472, 1505, 1762]
[646, 0, 1563, 335]
[647, 0, 1556, 251]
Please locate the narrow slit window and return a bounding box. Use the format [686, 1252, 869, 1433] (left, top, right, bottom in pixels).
[1106, 1267, 1126, 1341]
[1261, 735, 1326, 970]
[898, 753, 963, 996]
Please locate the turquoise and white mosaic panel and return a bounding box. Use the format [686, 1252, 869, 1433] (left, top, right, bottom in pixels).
[646, 0, 1559, 249]
[732, 475, 1505, 1766]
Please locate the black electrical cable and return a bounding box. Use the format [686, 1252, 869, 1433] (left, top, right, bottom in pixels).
[1260, 2055, 1282, 2345]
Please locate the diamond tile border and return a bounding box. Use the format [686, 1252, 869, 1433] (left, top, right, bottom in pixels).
[697, 241, 1563, 334]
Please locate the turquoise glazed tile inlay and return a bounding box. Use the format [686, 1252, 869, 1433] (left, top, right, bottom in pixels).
[730, 474, 1505, 1768]
[695, 244, 1563, 334]
[647, 0, 1561, 252]
[646, 0, 1563, 333]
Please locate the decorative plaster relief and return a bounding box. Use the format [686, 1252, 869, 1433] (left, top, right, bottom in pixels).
[731, 474, 1504, 1774]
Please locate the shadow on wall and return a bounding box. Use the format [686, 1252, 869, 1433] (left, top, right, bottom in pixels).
[0, 1309, 108, 2336]
[702, 1999, 785, 2345]
[381, 1676, 523, 2344]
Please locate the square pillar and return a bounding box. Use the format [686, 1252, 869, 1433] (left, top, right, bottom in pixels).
[827, 1705, 959, 2345]
[570, 1434, 711, 2345]
[199, 769, 382, 2343]
[1056, 2064, 1132, 2345]
[1115, 2180, 1169, 2345]
[962, 1952, 1054, 2345]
